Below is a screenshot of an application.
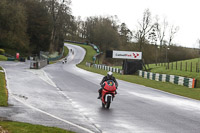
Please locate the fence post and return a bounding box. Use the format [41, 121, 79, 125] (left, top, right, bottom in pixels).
[186, 62, 187, 71]
[180, 62, 182, 71]
[172, 62, 173, 70]
[190, 62, 192, 72]
[168, 62, 169, 69]
[176, 61, 177, 70]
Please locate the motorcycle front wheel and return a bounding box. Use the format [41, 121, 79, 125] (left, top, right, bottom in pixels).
[102, 102, 105, 108]
[105, 101, 110, 109]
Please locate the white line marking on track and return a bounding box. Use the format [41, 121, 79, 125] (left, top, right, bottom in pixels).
[3, 67, 95, 133]
[12, 95, 95, 133]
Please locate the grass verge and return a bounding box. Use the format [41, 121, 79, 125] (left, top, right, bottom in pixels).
[70, 42, 200, 101]
[0, 121, 74, 133]
[146, 59, 200, 87]
[0, 55, 7, 61]
[63, 46, 69, 57]
[0, 67, 8, 106]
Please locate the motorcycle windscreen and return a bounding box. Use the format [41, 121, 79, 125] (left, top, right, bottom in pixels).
[104, 80, 116, 91]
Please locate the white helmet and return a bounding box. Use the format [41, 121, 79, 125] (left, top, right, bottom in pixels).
[107, 71, 113, 78]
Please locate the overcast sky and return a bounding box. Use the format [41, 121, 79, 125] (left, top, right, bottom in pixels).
[71, 0, 200, 48]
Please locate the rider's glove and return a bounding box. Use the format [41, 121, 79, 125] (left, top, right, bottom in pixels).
[101, 83, 105, 88]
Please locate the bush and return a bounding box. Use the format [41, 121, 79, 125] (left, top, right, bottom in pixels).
[0, 49, 5, 55]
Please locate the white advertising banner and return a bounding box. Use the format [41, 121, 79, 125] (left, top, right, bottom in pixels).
[112, 50, 142, 60]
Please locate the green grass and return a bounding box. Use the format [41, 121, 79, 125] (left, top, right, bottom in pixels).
[0, 67, 8, 106]
[69, 42, 200, 100]
[0, 55, 7, 61]
[63, 46, 69, 57]
[112, 66, 122, 69]
[146, 58, 200, 87]
[65, 42, 96, 68]
[0, 121, 74, 133]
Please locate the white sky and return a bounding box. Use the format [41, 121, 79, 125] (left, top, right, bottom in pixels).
[71, 0, 200, 48]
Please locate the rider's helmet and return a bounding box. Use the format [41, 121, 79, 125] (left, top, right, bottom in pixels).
[107, 71, 113, 79]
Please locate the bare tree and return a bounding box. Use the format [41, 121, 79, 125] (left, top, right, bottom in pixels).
[155, 16, 168, 46]
[134, 9, 154, 51]
[168, 25, 179, 46]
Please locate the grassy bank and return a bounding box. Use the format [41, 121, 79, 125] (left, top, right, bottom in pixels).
[0, 55, 7, 61]
[75, 44, 96, 68]
[0, 121, 74, 133]
[63, 46, 69, 57]
[146, 59, 200, 87]
[70, 42, 200, 100]
[0, 67, 8, 106]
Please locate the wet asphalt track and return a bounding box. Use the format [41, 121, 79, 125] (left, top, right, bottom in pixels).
[1, 43, 200, 133]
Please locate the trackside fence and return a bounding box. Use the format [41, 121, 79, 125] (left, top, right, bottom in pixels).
[86, 62, 123, 74]
[138, 70, 196, 88]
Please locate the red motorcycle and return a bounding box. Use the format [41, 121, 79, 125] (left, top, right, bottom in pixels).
[101, 80, 117, 109]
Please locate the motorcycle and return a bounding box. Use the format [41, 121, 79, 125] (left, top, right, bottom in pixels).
[100, 80, 117, 109]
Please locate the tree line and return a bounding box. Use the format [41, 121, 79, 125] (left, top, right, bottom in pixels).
[0, 1, 198, 63]
[71, 9, 199, 64]
[0, 0, 73, 56]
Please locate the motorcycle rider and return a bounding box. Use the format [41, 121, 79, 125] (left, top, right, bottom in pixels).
[97, 71, 118, 99]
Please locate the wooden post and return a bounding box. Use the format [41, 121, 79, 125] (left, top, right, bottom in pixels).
[171, 62, 173, 70]
[180, 62, 182, 71]
[168, 62, 169, 69]
[176, 61, 177, 70]
[191, 62, 192, 72]
[186, 62, 187, 71]
[196, 62, 199, 72]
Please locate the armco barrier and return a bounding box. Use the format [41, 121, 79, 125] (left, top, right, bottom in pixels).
[7, 57, 15, 61]
[139, 70, 196, 88]
[92, 64, 123, 74]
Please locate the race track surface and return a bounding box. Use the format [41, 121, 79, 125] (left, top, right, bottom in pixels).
[1, 43, 200, 133]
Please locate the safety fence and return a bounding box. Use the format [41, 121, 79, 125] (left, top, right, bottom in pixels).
[138, 70, 196, 88]
[89, 43, 100, 53]
[47, 48, 64, 62]
[86, 63, 123, 74]
[146, 61, 200, 73]
[64, 40, 100, 53]
[64, 40, 88, 45]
